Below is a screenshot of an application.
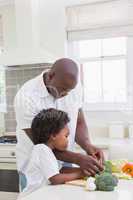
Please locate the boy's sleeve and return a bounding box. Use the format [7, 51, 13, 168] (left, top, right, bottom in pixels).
[39, 146, 59, 181]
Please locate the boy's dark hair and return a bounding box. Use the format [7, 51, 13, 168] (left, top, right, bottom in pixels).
[31, 108, 70, 145]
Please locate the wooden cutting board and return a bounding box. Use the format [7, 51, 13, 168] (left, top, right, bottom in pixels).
[65, 179, 86, 187]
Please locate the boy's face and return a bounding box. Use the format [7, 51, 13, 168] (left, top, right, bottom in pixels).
[52, 126, 69, 151]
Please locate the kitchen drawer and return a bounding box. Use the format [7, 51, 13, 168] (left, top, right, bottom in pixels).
[0, 145, 16, 158]
[0, 162, 17, 170]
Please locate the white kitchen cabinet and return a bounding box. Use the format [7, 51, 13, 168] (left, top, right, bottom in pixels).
[0, 144, 17, 169]
[0, 144, 18, 192]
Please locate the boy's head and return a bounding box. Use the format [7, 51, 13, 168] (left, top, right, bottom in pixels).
[31, 108, 70, 151]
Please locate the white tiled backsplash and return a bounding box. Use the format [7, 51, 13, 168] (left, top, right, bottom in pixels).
[3, 64, 51, 134]
[0, 113, 5, 136]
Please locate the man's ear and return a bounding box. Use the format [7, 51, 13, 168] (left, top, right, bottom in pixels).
[48, 71, 55, 80]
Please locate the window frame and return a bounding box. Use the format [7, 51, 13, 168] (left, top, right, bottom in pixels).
[68, 37, 133, 111]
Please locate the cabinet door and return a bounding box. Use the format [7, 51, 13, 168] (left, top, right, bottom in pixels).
[0, 169, 19, 192]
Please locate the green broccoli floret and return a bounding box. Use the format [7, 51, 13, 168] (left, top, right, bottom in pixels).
[95, 172, 118, 191]
[104, 161, 112, 173]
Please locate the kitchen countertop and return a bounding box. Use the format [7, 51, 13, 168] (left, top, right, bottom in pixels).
[19, 180, 133, 200]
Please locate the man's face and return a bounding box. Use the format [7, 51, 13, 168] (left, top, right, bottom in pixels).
[49, 75, 78, 99]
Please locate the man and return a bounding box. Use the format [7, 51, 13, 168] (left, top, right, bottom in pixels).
[14, 58, 104, 189]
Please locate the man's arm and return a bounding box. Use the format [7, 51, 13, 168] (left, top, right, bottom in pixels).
[75, 108, 91, 151]
[75, 108, 104, 165]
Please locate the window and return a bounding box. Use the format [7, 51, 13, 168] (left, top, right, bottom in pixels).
[69, 37, 127, 107]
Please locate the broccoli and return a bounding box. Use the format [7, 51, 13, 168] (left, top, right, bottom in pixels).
[104, 161, 112, 173]
[95, 172, 118, 191]
[84, 161, 118, 192]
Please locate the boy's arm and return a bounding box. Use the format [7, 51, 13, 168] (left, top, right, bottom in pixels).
[49, 168, 84, 185]
[60, 167, 82, 174]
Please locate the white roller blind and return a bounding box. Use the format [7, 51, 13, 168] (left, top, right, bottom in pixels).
[66, 0, 133, 40]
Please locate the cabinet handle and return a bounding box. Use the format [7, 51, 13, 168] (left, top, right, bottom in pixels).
[11, 151, 15, 157]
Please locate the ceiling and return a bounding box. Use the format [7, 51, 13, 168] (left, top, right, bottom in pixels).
[0, 0, 106, 7]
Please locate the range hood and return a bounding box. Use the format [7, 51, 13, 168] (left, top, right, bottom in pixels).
[0, 48, 55, 66]
[0, 0, 56, 66]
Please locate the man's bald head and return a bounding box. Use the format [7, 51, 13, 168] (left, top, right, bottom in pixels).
[51, 58, 78, 80]
[45, 58, 79, 99]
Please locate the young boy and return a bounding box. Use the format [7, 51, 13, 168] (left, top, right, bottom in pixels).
[23, 108, 84, 193]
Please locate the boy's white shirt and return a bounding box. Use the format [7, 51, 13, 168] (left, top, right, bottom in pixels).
[23, 144, 59, 193]
[14, 71, 83, 172]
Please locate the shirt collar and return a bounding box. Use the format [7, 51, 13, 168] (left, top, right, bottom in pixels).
[38, 71, 50, 98]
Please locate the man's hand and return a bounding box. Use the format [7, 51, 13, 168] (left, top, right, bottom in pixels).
[75, 109, 105, 176]
[77, 154, 104, 176]
[86, 144, 105, 166]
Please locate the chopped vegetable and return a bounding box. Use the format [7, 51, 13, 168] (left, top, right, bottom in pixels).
[122, 163, 133, 177]
[95, 172, 118, 191]
[112, 172, 132, 180]
[85, 182, 96, 191]
[84, 160, 132, 192]
[85, 177, 96, 191]
[86, 177, 95, 184]
[104, 161, 112, 173]
[107, 159, 128, 173]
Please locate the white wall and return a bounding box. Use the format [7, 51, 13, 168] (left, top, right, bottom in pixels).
[0, 0, 106, 59]
[0, 0, 57, 65]
[0, 4, 16, 50]
[0, 0, 108, 60]
[39, 0, 67, 58]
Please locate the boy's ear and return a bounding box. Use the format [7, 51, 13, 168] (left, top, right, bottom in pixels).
[50, 135, 56, 141]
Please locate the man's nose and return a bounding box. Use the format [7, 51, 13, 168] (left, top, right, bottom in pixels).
[61, 91, 68, 97]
